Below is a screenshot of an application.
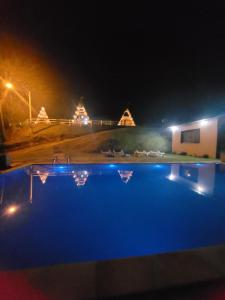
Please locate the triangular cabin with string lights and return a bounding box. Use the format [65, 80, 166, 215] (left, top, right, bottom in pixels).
[73, 100, 90, 125]
[35, 107, 50, 124]
[118, 108, 136, 127]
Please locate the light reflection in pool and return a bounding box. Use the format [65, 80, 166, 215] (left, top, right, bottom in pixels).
[167, 163, 215, 196]
[0, 163, 224, 270]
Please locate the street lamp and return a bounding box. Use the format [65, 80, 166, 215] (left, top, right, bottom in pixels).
[5, 82, 14, 90]
[4, 81, 32, 126]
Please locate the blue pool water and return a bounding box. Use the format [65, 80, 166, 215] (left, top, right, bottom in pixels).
[0, 163, 225, 270]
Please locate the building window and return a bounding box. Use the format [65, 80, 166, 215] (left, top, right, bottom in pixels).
[181, 129, 200, 143]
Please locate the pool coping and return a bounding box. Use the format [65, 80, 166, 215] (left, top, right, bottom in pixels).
[0, 160, 222, 174]
[3, 244, 225, 299]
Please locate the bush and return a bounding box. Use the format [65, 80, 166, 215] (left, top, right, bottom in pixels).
[100, 138, 121, 151]
[202, 154, 209, 158]
[179, 151, 187, 155]
[99, 127, 170, 152]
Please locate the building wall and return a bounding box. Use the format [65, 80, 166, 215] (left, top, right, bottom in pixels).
[172, 118, 218, 158]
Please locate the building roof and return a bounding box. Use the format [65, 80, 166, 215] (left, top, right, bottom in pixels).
[169, 114, 225, 128]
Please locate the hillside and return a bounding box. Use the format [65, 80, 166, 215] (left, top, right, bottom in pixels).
[8, 127, 171, 166]
[6, 124, 170, 151]
[6, 123, 112, 150]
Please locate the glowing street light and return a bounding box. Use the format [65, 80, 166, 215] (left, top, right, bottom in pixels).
[5, 82, 14, 90]
[3, 81, 32, 126]
[199, 119, 208, 127]
[170, 125, 178, 133]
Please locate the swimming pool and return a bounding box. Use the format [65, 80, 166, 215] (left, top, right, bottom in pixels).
[0, 163, 225, 270]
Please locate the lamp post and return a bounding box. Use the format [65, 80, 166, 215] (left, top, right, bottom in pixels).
[0, 79, 33, 169]
[4, 82, 32, 126]
[28, 90, 32, 126]
[0, 84, 11, 169]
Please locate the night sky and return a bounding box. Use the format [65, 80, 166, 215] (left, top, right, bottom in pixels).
[1, 1, 225, 126]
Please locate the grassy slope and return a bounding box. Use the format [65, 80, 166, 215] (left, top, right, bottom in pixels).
[8, 127, 218, 166]
[6, 123, 112, 150]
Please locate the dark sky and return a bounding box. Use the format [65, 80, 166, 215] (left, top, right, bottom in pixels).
[1, 1, 225, 125]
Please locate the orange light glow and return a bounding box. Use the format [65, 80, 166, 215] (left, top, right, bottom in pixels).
[5, 82, 14, 90]
[6, 205, 18, 215]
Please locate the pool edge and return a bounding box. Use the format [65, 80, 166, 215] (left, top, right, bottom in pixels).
[1, 244, 225, 299]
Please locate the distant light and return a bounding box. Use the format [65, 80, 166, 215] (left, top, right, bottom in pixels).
[170, 126, 178, 132]
[5, 205, 18, 216]
[83, 118, 89, 125]
[199, 119, 208, 126]
[5, 82, 14, 90]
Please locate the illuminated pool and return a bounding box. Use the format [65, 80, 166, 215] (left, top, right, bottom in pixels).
[0, 163, 225, 270]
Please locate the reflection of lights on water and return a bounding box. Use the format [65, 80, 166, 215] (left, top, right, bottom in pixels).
[73, 171, 89, 187]
[196, 185, 205, 195]
[109, 164, 116, 168]
[168, 174, 176, 181]
[39, 173, 48, 184]
[184, 170, 191, 177]
[5, 205, 19, 216]
[154, 164, 163, 169]
[118, 170, 133, 184]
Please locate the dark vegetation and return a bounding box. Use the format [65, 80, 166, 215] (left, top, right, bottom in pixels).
[99, 127, 170, 153]
[6, 125, 171, 154]
[179, 152, 187, 155]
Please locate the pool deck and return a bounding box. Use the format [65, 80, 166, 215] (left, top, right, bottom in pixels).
[2, 154, 220, 174]
[5, 145, 220, 172]
[1, 244, 225, 299]
[0, 131, 218, 172]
